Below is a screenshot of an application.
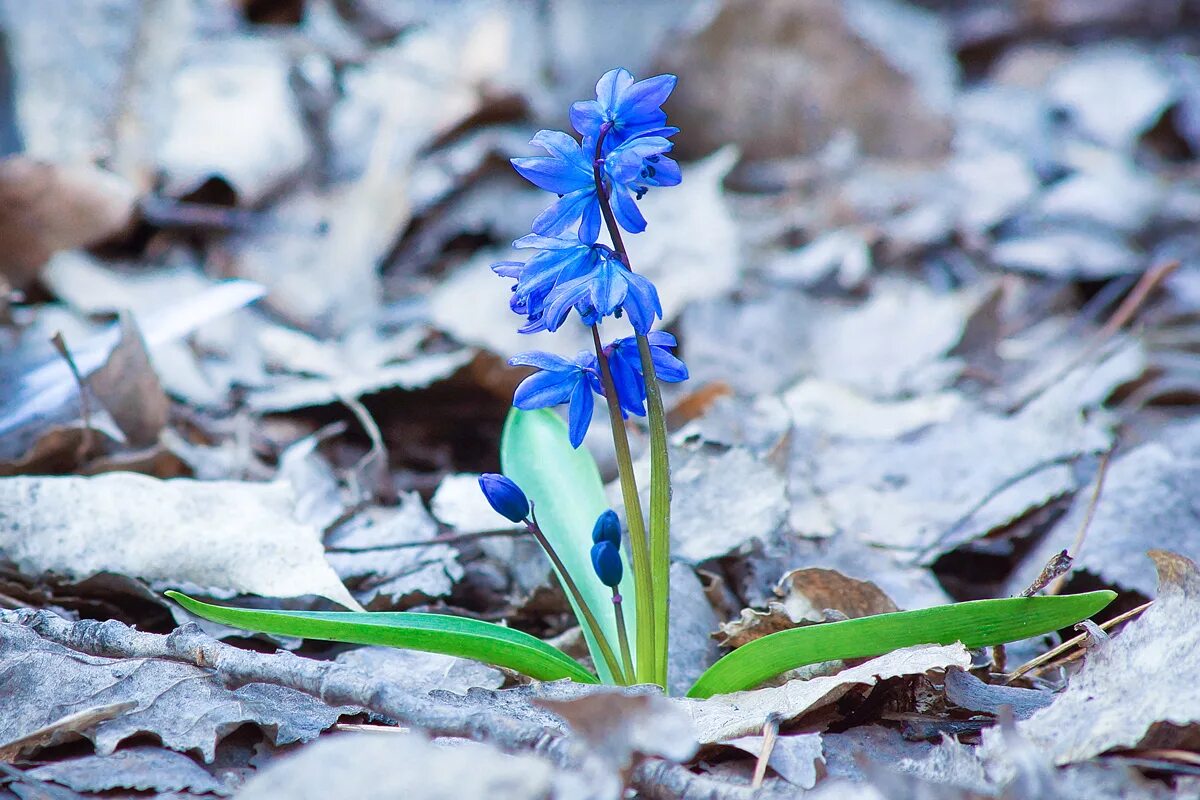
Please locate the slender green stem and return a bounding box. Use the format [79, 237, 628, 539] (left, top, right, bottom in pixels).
[590, 122, 673, 689]
[611, 588, 636, 685]
[635, 334, 672, 689]
[525, 517, 627, 685]
[590, 325, 655, 684]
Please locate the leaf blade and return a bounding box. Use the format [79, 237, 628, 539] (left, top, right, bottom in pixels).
[500, 407, 635, 684]
[686, 591, 1117, 698]
[166, 591, 598, 684]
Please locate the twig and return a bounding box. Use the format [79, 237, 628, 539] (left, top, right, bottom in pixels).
[337, 392, 395, 504]
[1046, 445, 1116, 595]
[1002, 601, 1152, 683]
[325, 527, 525, 553]
[1011, 260, 1180, 412]
[1019, 550, 1073, 597]
[751, 714, 781, 789]
[50, 332, 95, 464]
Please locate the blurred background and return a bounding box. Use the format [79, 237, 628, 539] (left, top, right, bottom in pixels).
[2, 0, 1200, 616]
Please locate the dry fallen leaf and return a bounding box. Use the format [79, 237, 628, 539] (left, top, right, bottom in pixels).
[0, 157, 136, 287]
[680, 643, 971, 743]
[0, 472, 361, 609]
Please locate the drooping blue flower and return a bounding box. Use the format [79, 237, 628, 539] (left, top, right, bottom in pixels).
[478, 473, 530, 523]
[603, 331, 689, 417]
[590, 540, 624, 587]
[592, 509, 621, 546]
[509, 350, 600, 448]
[493, 236, 662, 334]
[510, 130, 675, 243]
[571, 68, 678, 148]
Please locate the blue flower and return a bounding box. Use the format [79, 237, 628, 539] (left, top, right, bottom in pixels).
[493, 236, 662, 334]
[478, 473, 530, 523]
[590, 540, 624, 587]
[592, 509, 621, 546]
[603, 332, 689, 417]
[571, 68, 678, 147]
[509, 350, 600, 448]
[510, 130, 675, 243]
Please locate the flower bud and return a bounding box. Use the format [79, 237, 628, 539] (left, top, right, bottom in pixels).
[590, 540, 623, 587]
[591, 509, 621, 546]
[478, 473, 530, 523]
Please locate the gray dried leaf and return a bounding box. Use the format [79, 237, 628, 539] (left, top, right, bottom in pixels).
[157, 39, 310, 203]
[1009, 438, 1200, 598]
[787, 364, 1117, 558]
[824, 725, 991, 794]
[539, 689, 697, 772]
[943, 668, 1052, 720]
[325, 495, 462, 606]
[666, 563, 722, 697]
[765, 228, 873, 289]
[0, 472, 360, 609]
[236, 732, 563, 800]
[333, 646, 503, 696]
[659, 443, 787, 564]
[27, 747, 228, 795]
[989, 551, 1200, 765]
[0, 623, 350, 762]
[1046, 43, 1174, 150]
[723, 732, 823, 789]
[681, 643, 971, 743]
[991, 227, 1143, 280]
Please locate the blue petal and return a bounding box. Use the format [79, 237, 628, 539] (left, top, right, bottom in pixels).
[511, 156, 591, 195]
[621, 272, 662, 334]
[532, 187, 597, 238]
[509, 351, 572, 371]
[651, 349, 689, 383]
[570, 100, 606, 139]
[595, 68, 634, 110]
[615, 74, 676, 126]
[645, 331, 677, 348]
[644, 154, 681, 188]
[530, 130, 591, 169]
[567, 379, 595, 448]
[609, 185, 647, 234]
[578, 200, 602, 244]
[513, 369, 576, 409]
[608, 347, 646, 416]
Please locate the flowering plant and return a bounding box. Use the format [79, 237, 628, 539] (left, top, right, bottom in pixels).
[170, 69, 1115, 698]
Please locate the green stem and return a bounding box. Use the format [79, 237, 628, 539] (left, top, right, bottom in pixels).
[611, 588, 636, 685]
[590, 325, 655, 684]
[636, 333, 672, 689]
[526, 517, 627, 685]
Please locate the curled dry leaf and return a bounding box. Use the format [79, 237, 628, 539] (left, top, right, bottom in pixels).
[0, 473, 361, 609]
[986, 550, 1200, 765]
[681, 643, 971, 744]
[27, 747, 229, 796]
[0, 157, 136, 288]
[0, 621, 352, 762]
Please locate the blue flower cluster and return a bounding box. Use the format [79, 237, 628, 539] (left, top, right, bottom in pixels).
[495, 68, 690, 448]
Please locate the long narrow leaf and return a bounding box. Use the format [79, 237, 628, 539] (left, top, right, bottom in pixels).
[687, 590, 1116, 698]
[166, 591, 598, 684]
[500, 408, 635, 685]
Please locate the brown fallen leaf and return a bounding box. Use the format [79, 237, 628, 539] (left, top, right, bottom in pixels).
[0, 156, 136, 287]
[87, 312, 170, 449]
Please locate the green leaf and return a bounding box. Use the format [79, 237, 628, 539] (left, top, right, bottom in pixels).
[686, 590, 1116, 698]
[500, 407, 635, 684]
[166, 591, 598, 684]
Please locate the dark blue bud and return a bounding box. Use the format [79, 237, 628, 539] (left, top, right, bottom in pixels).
[591, 509, 621, 546]
[478, 473, 529, 523]
[590, 540, 623, 587]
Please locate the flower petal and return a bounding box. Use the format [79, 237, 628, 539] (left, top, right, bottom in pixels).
[532, 188, 597, 238]
[567, 379, 595, 448]
[513, 369, 576, 409]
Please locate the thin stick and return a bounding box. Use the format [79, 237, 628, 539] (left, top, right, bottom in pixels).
[751, 714, 781, 789]
[525, 516, 627, 685]
[50, 332, 95, 464]
[1002, 601, 1152, 683]
[1047, 445, 1116, 595]
[611, 588, 636, 686]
